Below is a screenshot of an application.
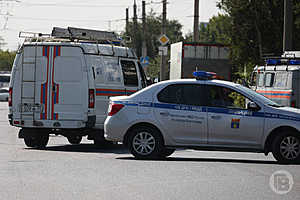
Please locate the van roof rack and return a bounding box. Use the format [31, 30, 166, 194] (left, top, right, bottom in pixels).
[52, 27, 119, 42]
[20, 27, 124, 45]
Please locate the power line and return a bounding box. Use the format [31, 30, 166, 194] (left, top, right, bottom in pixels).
[7, 15, 125, 23]
[18, 2, 128, 8]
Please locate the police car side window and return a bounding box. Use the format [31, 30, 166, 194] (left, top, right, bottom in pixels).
[157, 84, 207, 106]
[208, 85, 248, 109]
[121, 60, 138, 86]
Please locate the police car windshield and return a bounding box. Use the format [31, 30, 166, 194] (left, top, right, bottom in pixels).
[236, 85, 283, 107]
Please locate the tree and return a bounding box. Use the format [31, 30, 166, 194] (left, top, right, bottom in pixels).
[185, 14, 231, 45]
[124, 10, 183, 59]
[123, 10, 184, 78]
[0, 50, 16, 71]
[217, 0, 300, 79]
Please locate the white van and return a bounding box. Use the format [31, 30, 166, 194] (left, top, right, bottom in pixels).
[9, 27, 147, 148]
[250, 56, 300, 108]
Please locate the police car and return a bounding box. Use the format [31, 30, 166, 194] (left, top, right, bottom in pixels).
[104, 71, 300, 163]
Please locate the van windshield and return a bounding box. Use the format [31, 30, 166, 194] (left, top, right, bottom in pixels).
[236, 85, 283, 107]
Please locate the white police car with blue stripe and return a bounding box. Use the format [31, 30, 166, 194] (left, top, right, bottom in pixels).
[104, 71, 300, 163]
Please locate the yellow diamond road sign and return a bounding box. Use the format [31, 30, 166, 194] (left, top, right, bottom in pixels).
[158, 34, 169, 46]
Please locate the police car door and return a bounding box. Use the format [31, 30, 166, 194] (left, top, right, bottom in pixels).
[154, 84, 208, 145]
[207, 85, 264, 148]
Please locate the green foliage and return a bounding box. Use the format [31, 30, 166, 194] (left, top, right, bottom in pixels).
[185, 14, 231, 45]
[123, 10, 183, 78]
[217, 0, 300, 80]
[0, 50, 16, 71]
[123, 10, 184, 59]
[146, 55, 161, 79]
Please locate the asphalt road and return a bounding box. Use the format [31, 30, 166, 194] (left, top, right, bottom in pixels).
[0, 102, 299, 200]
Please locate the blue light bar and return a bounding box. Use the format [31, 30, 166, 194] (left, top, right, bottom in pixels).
[289, 60, 300, 65]
[267, 59, 281, 65]
[193, 71, 216, 80]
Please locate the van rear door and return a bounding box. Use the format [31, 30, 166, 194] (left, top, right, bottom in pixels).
[21, 45, 88, 127]
[51, 46, 88, 121]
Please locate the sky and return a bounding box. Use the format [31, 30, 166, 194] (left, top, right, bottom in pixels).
[0, 0, 221, 51]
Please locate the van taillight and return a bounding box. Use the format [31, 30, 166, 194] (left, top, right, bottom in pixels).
[108, 103, 124, 116]
[291, 100, 296, 108]
[89, 89, 95, 108]
[8, 87, 12, 107]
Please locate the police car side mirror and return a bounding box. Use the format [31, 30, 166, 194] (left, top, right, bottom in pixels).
[247, 102, 260, 111]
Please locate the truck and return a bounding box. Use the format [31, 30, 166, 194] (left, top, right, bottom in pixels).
[170, 42, 232, 80]
[9, 27, 147, 148]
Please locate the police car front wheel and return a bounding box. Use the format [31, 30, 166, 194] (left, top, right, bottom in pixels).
[128, 126, 164, 159]
[272, 132, 300, 164]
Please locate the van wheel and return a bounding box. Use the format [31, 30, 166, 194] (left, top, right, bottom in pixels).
[272, 131, 300, 164]
[24, 134, 49, 149]
[24, 136, 37, 147]
[67, 135, 82, 145]
[128, 126, 164, 159]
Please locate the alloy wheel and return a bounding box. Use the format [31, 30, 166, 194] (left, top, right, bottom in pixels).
[132, 131, 156, 156]
[280, 136, 300, 160]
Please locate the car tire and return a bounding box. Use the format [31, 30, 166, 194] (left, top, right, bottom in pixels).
[67, 135, 82, 145]
[36, 134, 49, 149]
[24, 135, 37, 148]
[24, 134, 49, 149]
[128, 126, 164, 159]
[272, 131, 300, 164]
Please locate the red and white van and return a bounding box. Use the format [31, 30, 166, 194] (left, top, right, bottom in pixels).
[8, 27, 147, 148]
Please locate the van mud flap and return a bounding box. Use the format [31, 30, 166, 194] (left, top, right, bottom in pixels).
[86, 115, 96, 128]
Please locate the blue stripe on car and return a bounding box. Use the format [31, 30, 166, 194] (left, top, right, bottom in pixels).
[112, 101, 300, 122]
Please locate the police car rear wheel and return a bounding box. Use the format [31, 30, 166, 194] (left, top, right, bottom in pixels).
[129, 126, 163, 159]
[272, 132, 300, 164]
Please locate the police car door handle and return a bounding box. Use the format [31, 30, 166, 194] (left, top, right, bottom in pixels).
[160, 111, 169, 116]
[211, 115, 221, 120]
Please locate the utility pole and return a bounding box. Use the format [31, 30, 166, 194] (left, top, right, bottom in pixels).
[283, 0, 293, 52]
[193, 0, 199, 42]
[160, 0, 167, 81]
[133, 0, 138, 55]
[142, 1, 147, 58]
[126, 8, 129, 34]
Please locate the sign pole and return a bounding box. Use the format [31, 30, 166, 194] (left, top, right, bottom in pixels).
[160, 0, 167, 81]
